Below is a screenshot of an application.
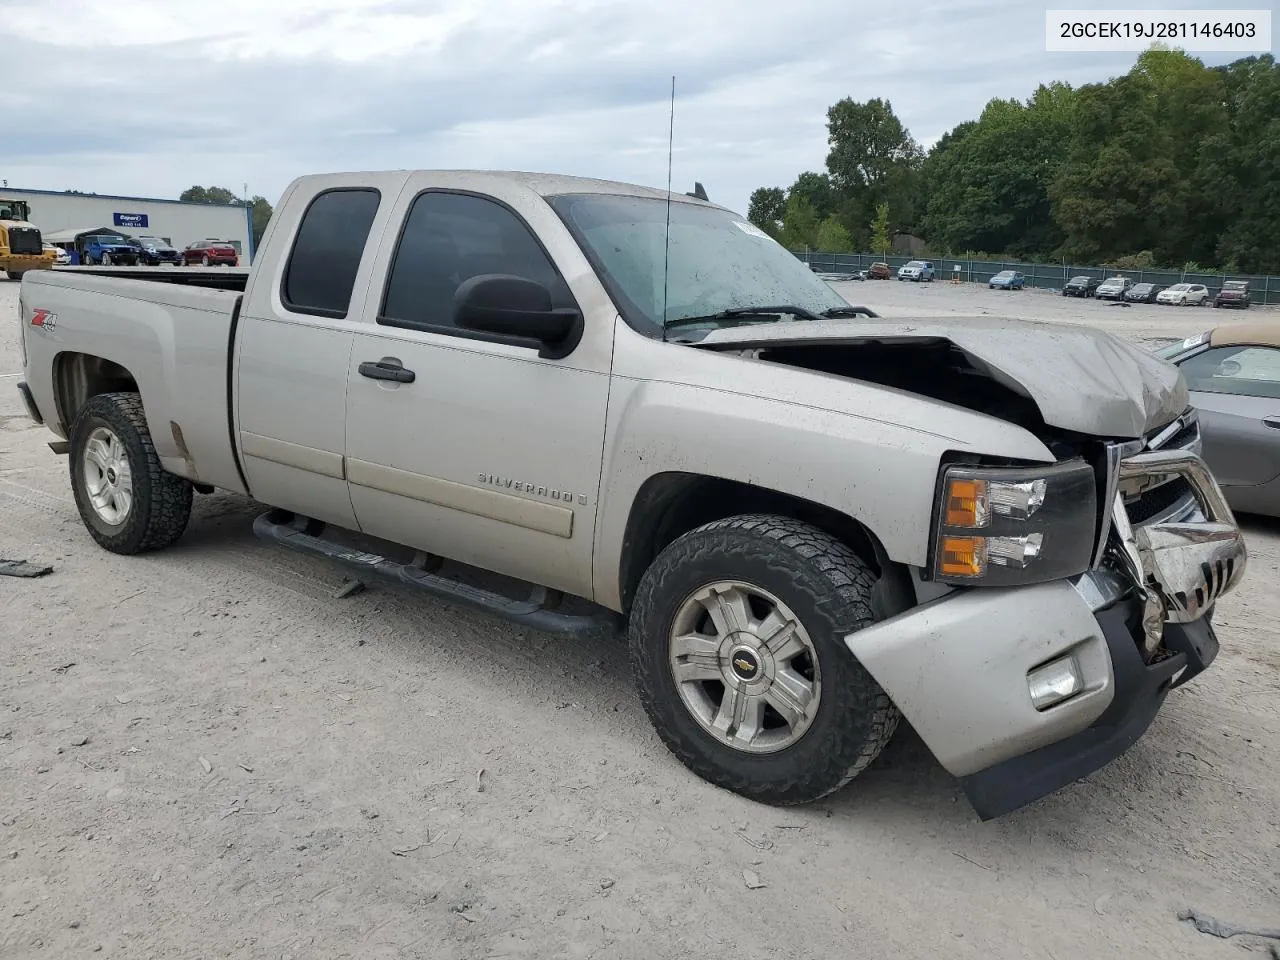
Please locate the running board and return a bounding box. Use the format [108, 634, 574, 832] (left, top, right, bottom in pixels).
[252, 510, 624, 637]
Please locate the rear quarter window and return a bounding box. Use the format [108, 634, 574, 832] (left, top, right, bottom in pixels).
[281, 188, 381, 318]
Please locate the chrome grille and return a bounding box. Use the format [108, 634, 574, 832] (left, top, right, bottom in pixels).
[1118, 410, 1202, 528]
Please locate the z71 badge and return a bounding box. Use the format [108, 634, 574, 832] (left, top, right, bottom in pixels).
[30, 308, 57, 333]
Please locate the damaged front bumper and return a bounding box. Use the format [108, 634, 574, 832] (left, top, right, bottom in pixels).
[846, 439, 1247, 820]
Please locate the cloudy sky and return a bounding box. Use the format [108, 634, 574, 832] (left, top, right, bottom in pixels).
[1, 0, 1257, 217]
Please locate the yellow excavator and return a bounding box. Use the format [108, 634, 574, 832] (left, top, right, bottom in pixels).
[0, 196, 56, 280]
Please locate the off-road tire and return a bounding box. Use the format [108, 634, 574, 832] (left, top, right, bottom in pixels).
[629, 514, 900, 806]
[69, 392, 193, 554]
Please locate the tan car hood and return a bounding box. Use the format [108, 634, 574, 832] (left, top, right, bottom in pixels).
[692, 315, 1187, 439]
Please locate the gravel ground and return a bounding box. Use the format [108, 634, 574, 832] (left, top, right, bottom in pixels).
[1, 275, 1278, 960]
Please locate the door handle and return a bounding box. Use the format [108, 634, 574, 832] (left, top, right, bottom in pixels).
[358, 357, 415, 384]
[1263, 417, 1280, 430]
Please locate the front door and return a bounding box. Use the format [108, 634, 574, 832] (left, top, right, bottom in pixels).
[344, 181, 614, 599]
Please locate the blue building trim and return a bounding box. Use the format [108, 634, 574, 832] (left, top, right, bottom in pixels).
[6, 185, 246, 209]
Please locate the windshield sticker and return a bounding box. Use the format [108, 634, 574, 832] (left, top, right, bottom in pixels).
[732, 221, 773, 241]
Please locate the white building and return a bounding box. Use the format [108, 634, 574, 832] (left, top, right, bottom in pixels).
[6, 187, 254, 260]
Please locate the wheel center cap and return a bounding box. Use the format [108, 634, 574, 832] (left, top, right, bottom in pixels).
[106, 467, 117, 484]
[728, 646, 761, 682]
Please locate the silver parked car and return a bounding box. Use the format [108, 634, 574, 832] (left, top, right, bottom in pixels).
[1157, 323, 1280, 517]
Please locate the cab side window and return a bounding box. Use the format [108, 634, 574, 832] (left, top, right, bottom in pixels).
[380, 191, 574, 333]
[282, 188, 381, 318]
[1180, 346, 1280, 399]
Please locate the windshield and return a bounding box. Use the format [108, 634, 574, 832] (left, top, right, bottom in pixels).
[0, 200, 31, 221]
[994, 271, 1014, 279]
[546, 192, 849, 335]
[905, 261, 924, 268]
[1224, 281, 1247, 290]
[1167, 284, 1190, 292]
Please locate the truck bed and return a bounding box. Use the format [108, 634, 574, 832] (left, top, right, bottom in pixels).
[53, 265, 250, 292]
[19, 269, 249, 494]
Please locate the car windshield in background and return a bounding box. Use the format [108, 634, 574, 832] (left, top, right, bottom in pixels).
[1224, 281, 1248, 290]
[905, 261, 925, 268]
[1133, 283, 1153, 291]
[994, 271, 1015, 279]
[1167, 284, 1190, 292]
[547, 193, 850, 336]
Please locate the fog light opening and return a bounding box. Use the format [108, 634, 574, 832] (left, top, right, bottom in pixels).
[1027, 654, 1084, 711]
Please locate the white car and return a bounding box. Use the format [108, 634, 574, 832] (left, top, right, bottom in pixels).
[43, 242, 71, 266]
[1156, 283, 1209, 306]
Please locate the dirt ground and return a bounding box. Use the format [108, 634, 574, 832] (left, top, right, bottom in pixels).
[1, 276, 1278, 960]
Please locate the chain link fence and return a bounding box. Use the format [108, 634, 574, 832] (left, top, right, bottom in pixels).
[791, 250, 1280, 306]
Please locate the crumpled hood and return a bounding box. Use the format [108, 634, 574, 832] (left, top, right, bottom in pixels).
[693, 315, 1187, 439]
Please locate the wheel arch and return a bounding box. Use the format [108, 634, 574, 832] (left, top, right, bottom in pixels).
[52, 351, 141, 434]
[616, 471, 914, 619]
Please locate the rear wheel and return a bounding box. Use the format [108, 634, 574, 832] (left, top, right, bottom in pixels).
[69, 392, 193, 555]
[629, 514, 900, 806]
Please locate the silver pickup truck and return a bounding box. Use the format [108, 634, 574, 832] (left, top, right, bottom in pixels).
[15, 170, 1247, 818]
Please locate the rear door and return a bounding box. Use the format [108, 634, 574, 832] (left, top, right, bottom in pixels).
[232, 175, 407, 529]
[342, 177, 615, 598]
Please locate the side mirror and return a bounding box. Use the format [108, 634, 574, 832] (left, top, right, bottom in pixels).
[453, 274, 582, 358]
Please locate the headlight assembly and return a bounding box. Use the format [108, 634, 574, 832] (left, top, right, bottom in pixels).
[931, 460, 1097, 587]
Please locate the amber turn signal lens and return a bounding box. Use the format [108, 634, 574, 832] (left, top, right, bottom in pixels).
[939, 536, 986, 578]
[944, 478, 989, 528]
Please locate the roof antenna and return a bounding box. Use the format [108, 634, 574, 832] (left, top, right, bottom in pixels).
[661, 74, 675, 342]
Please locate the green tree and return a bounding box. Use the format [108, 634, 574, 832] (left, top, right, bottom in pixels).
[745, 50, 1280, 271]
[248, 196, 273, 246]
[814, 215, 853, 252]
[869, 202, 890, 254]
[920, 83, 1075, 259]
[779, 194, 820, 249]
[787, 171, 836, 219]
[826, 98, 923, 193]
[1050, 49, 1231, 265]
[1214, 54, 1280, 273]
[180, 185, 239, 205]
[825, 97, 924, 234]
[747, 187, 786, 236]
[180, 185, 274, 247]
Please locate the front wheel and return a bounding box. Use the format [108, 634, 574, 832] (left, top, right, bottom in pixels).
[628, 515, 900, 806]
[69, 392, 193, 554]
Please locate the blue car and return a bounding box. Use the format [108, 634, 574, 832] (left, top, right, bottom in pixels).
[989, 270, 1025, 290]
[80, 233, 140, 266]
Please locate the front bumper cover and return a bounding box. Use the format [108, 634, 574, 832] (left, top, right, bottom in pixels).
[958, 601, 1217, 820]
[845, 445, 1244, 819]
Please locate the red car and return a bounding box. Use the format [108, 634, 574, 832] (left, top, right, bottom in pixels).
[181, 239, 239, 267]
